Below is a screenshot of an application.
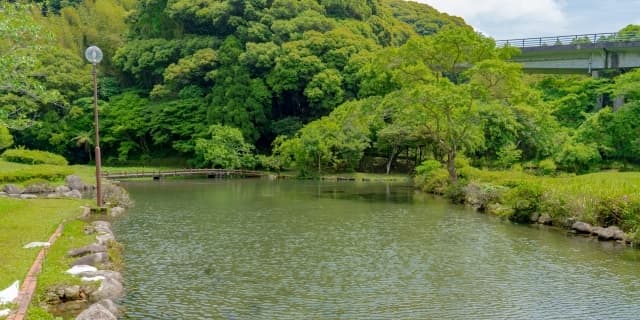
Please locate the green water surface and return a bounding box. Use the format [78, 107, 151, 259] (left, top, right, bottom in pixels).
[114, 180, 640, 319]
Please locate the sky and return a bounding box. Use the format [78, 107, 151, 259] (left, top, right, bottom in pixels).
[415, 0, 640, 40]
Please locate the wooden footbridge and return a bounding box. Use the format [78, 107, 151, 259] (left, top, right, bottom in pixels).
[103, 168, 269, 180]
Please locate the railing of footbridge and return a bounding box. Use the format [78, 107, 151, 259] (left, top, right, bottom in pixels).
[496, 32, 640, 48]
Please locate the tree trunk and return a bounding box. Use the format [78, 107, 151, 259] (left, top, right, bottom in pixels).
[386, 147, 398, 175]
[447, 150, 457, 183]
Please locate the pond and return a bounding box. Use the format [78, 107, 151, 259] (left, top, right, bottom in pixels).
[114, 179, 640, 319]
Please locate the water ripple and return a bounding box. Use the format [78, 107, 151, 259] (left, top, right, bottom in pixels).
[114, 180, 640, 319]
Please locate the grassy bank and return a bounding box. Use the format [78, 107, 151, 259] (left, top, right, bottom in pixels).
[416, 165, 640, 242]
[0, 198, 84, 292]
[26, 220, 97, 320]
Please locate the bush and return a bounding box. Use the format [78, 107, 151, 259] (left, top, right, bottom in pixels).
[538, 158, 557, 175]
[0, 166, 72, 183]
[415, 159, 442, 175]
[503, 182, 544, 223]
[445, 180, 468, 204]
[1, 148, 68, 166]
[464, 182, 506, 211]
[496, 143, 522, 169]
[554, 142, 601, 173]
[416, 168, 450, 194]
[595, 195, 640, 229]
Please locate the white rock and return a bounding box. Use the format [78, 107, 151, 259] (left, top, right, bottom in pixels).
[19, 194, 37, 199]
[81, 276, 105, 282]
[65, 265, 97, 276]
[0, 308, 11, 317]
[23, 242, 51, 249]
[0, 280, 19, 304]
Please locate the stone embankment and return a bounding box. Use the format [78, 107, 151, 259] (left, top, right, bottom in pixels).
[47, 220, 125, 320]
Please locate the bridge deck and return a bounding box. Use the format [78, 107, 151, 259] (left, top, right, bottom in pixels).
[103, 169, 267, 180]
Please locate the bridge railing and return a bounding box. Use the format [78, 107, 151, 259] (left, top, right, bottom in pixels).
[496, 32, 640, 48]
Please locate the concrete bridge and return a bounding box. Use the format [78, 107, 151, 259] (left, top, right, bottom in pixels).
[496, 32, 640, 74]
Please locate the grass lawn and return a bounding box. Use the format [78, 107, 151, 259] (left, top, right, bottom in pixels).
[465, 168, 640, 207]
[0, 198, 85, 291]
[26, 220, 97, 320]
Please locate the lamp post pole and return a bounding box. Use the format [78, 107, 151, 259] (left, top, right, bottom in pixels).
[92, 62, 102, 207]
[85, 46, 103, 208]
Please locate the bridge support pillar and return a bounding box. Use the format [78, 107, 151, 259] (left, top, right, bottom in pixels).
[613, 95, 625, 111]
[592, 71, 604, 111]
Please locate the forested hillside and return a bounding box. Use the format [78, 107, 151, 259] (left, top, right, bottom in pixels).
[1, 0, 640, 177]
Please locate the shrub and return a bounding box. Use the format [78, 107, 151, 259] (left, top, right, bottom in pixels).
[415, 159, 442, 175]
[1, 148, 68, 166]
[538, 158, 557, 175]
[595, 195, 640, 229]
[445, 180, 468, 204]
[464, 182, 506, 211]
[496, 143, 522, 169]
[554, 142, 601, 173]
[416, 168, 450, 194]
[503, 182, 544, 223]
[0, 166, 72, 183]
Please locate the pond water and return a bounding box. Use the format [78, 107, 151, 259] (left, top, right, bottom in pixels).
[114, 179, 640, 319]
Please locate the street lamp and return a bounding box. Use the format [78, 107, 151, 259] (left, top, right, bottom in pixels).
[85, 45, 103, 208]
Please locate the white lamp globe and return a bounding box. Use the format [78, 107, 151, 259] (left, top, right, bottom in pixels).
[85, 46, 103, 64]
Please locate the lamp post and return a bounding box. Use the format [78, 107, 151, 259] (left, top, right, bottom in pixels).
[85, 46, 103, 208]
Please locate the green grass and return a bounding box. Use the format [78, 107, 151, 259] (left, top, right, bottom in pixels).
[0, 198, 85, 291]
[463, 168, 640, 207]
[26, 220, 97, 320]
[424, 167, 640, 237]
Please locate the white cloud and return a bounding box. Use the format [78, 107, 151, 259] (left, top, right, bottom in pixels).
[414, 0, 569, 39]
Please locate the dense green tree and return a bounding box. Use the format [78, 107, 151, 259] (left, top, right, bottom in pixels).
[194, 124, 255, 169]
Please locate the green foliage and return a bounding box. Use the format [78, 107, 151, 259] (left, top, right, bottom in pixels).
[538, 158, 557, 175]
[1, 148, 68, 166]
[0, 124, 13, 150]
[502, 182, 544, 223]
[415, 159, 442, 176]
[554, 141, 602, 173]
[194, 125, 255, 169]
[496, 143, 522, 169]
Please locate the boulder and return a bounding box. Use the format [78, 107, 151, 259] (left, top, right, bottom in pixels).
[67, 244, 107, 258]
[610, 226, 626, 241]
[55, 185, 71, 194]
[71, 253, 109, 267]
[75, 303, 116, 320]
[109, 206, 125, 217]
[97, 299, 120, 316]
[20, 194, 37, 199]
[538, 214, 553, 225]
[47, 193, 60, 199]
[65, 175, 86, 191]
[63, 190, 82, 199]
[96, 233, 115, 246]
[572, 221, 593, 234]
[63, 285, 81, 300]
[3, 184, 21, 195]
[90, 277, 124, 302]
[92, 221, 113, 235]
[529, 212, 540, 223]
[594, 226, 626, 241]
[23, 182, 53, 194]
[564, 217, 577, 228]
[595, 227, 615, 241]
[0, 192, 6, 197]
